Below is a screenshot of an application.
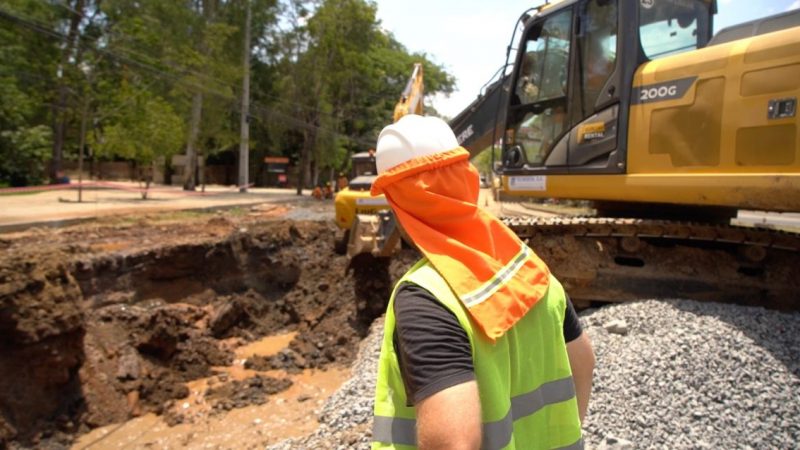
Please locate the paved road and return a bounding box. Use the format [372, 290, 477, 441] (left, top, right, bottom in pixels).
[5, 183, 795, 233]
[0, 182, 314, 232]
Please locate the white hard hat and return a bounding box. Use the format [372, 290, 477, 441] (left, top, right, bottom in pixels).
[375, 114, 459, 174]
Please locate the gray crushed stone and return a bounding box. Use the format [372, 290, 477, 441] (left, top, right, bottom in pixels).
[280, 200, 332, 222]
[268, 300, 800, 449]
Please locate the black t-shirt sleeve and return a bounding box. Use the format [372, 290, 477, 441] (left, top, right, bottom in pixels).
[392, 282, 584, 405]
[393, 282, 475, 406]
[563, 295, 583, 343]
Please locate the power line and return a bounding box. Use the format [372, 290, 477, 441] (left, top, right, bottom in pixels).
[1, 4, 377, 147]
[48, 0, 408, 121]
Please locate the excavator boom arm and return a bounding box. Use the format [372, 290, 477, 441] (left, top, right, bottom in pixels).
[393, 63, 425, 122]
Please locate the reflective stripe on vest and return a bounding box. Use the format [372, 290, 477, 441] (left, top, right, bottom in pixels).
[460, 243, 532, 308]
[373, 376, 580, 450]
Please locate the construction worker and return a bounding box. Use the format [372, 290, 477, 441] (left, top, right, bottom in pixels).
[312, 184, 323, 200]
[370, 115, 594, 449]
[337, 172, 349, 192]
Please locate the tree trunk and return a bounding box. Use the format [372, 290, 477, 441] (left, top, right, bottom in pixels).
[296, 128, 315, 195]
[238, 0, 251, 193]
[50, 0, 86, 182]
[50, 91, 66, 183]
[140, 163, 154, 200]
[77, 99, 88, 202]
[184, 91, 203, 191]
[199, 148, 206, 192]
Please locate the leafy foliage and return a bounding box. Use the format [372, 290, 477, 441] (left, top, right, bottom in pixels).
[92, 82, 185, 167]
[0, 126, 52, 186]
[471, 147, 501, 174]
[0, 0, 456, 189]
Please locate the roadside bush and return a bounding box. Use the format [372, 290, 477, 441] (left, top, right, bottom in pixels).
[0, 125, 52, 187]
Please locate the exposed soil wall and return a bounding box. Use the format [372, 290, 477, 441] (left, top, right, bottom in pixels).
[0, 216, 416, 448]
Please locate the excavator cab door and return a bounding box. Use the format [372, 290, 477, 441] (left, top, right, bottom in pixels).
[565, 0, 622, 172]
[505, 7, 573, 172]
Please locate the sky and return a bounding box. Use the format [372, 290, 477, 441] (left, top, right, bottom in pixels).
[375, 0, 800, 118]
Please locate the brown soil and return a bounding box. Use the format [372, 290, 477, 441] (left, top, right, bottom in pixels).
[0, 209, 417, 449]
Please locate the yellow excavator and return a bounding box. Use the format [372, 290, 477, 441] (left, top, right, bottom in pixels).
[352, 0, 800, 309]
[333, 63, 424, 255]
[447, 0, 800, 308]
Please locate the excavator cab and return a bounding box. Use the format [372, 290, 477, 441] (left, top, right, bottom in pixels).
[502, 0, 715, 178]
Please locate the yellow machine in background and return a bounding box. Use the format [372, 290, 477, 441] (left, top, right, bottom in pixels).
[453, 0, 800, 216]
[333, 63, 424, 255]
[332, 150, 387, 254]
[446, 0, 800, 306]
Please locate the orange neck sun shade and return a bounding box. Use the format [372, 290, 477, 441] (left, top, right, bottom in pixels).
[371, 147, 551, 341]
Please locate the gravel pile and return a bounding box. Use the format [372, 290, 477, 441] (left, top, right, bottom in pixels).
[583, 300, 800, 449]
[269, 300, 800, 449]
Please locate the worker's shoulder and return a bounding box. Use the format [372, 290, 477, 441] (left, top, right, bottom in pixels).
[395, 281, 437, 305]
[394, 281, 454, 324]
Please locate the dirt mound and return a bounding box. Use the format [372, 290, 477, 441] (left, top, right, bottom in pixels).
[0, 213, 417, 448]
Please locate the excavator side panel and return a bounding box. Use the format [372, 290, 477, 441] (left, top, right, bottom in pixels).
[625, 25, 800, 210]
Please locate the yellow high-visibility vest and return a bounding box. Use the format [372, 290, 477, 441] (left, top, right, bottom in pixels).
[372, 258, 583, 450]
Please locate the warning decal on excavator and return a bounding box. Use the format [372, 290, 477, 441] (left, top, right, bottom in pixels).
[508, 176, 546, 191]
[631, 76, 696, 105]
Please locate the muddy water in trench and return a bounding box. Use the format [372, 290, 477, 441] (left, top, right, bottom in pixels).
[72, 333, 350, 449]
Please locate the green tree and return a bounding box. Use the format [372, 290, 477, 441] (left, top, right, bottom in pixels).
[91, 81, 185, 198]
[49, 0, 105, 182]
[0, 0, 60, 186]
[0, 0, 452, 193]
[471, 147, 501, 176]
[274, 0, 455, 194]
[0, 126, 52, 186]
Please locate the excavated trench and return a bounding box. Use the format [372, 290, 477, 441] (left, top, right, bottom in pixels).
[0, 217, 417, 448]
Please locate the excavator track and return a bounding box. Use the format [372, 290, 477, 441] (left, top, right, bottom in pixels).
[503, 217, 800, 310]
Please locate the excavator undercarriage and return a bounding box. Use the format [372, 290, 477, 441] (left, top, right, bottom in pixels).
[505, 216, 800, 310]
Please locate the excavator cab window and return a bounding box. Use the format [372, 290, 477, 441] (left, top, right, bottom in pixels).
[639, 0, 712, 59]
[352, 158, 376, 177]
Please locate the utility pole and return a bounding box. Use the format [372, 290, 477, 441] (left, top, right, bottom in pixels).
[77, 98, 88, 202]
[238, 0, 252, 193]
